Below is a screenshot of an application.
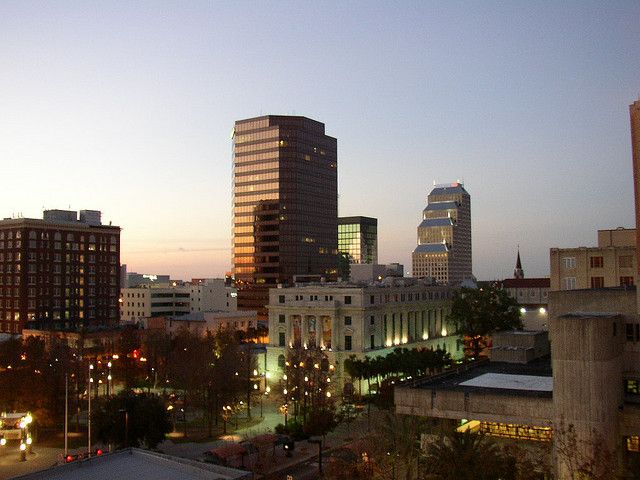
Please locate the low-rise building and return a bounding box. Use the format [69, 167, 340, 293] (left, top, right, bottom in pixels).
[266, 278, 462, 390]
[121, 279, 236, 323]
[145, 310, 259, 338]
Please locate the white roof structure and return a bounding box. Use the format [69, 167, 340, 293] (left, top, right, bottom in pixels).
[13, 448, 251, 480]
[459, 373, 553, 392]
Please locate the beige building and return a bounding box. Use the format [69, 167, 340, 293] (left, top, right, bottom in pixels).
[550, 228, 636, 291]
[412, 182, 472, 285]
[265, 278, 461, 390]
[121, 280, 236, 323]
[144, 310, 258, 338]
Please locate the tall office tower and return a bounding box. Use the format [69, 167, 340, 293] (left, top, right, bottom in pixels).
[631, 100, 640, 286]
[412, 182, 472, 284]
[0, 209, 121, 334]
[338, 216, 378, 264]
[232, 116, 338, 315]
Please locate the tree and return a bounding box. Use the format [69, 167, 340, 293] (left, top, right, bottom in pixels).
[92, 390, 171, 449]
[422, 431, 516, 480]
[448, 286, 522, 358]
[280, 346, 337, 436]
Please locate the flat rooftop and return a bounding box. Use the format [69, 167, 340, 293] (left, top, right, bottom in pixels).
[412, 358, 552, 398]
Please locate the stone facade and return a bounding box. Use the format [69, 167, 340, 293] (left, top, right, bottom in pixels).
[265, 279, 461, 390]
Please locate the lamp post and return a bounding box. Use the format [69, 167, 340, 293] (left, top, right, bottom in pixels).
[222, 405, 231, 434]
[88, 364, 94, 456]
[18, 417, 27, 462]
[279, 404, 289, 427]
[107, 361, 112, 397]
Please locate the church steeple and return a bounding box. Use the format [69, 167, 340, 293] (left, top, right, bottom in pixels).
[514, 247, 524, 279]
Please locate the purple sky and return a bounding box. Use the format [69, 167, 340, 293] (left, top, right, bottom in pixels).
[1, 1, 639, 280]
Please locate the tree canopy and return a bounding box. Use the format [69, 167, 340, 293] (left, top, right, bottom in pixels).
[448, 286, 522, 358]
[92, 390, 171, 449]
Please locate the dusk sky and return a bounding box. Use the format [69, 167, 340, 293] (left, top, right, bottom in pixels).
[1, 1, 639, 281]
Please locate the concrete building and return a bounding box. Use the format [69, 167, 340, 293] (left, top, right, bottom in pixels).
[349, 263, 404, 283]
[120, 285, 191, 322]
[189, 278, 237, 312]
[14, 448, 251, 480]
[412, 182, 472, 285]
[145, 310, 259, 338]
[0, 209, 120, 334]
[338, 216, 378, 264]
[232, 116, 338, 316]
[121, 279, 236, 323]
[265, 278, 461, 390]
[631, 99, 640, 286]
[394, 285, 640, 477]
[550, 228, 636, 291]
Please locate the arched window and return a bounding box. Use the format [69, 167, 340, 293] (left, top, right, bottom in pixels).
[54, 232, 62, 241]
[277, 354, 286, 369]
[29, 231, 36, 240]
[67, 233, 74, 241]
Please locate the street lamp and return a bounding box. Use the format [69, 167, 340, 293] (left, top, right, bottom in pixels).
[222, 405, 231, 434]
[107, 361, 112, 396]
[88, 364, 94, 456]
[279, 404, 289, 427]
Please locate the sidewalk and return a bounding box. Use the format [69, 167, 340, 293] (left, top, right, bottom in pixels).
[0, 446, 61, 480]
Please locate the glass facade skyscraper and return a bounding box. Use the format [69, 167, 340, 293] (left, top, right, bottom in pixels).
[232, 116, 338, 315]
[338, 216, 378, 264]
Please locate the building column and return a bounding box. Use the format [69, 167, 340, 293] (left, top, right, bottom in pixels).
[331, 316, 337, 351]
[301, 316, 308, 347]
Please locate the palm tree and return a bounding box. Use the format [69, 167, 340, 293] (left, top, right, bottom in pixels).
[422, 431, 515, 480]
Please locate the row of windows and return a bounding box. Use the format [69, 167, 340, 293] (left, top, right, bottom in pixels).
[562, 276, 635, 290]
[562, 255, 634, 269]
[277, 291, 450, 305]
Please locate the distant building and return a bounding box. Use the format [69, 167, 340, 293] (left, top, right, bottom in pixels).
[412, 182, 472, 285]
[338, 216, 378, 264]
[495, 250, 550, 331]
[126, 272, 171, 288]
[188, 278, 237, 312]
[121, 279, 236, 323]
[349, 263, 404, 283]
[232, 115, 338, 316]
[265, 278, 460, 390]
[145, 310, 258, 338]
[0, 209, 120, 334]
[550, 228, 636, 291]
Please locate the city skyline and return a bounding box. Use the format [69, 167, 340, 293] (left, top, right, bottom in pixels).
[1, 2, 639, 281]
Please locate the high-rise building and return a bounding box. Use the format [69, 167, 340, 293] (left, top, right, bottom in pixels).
[232, 116, 338, 315]
[631, 99, 640, 287]
[338, 216, 378, 264]
[0, 209, 121, 334]
[412, 182, 472, 284]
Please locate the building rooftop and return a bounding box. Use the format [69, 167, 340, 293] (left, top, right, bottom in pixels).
[12, 448, 251, 480]
[429, 184, 468, 196]
[500, 278, 550, 288]
[413, 243, 449, 253]
[411, 358, 552, 398]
